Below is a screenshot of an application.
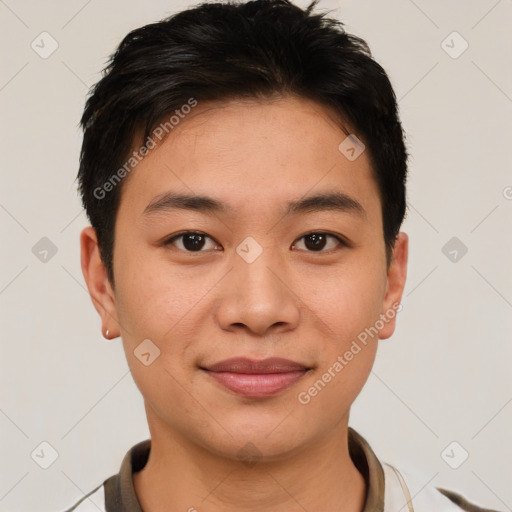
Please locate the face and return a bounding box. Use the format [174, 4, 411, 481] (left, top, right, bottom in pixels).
[82, 96, 407, 461]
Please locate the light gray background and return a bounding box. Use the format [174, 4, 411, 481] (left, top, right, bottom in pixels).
[1, 0, 511, 510]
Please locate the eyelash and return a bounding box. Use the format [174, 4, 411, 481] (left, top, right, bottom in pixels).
[163, 231, 348, 253]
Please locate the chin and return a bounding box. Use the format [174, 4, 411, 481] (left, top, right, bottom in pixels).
[197, 415, 315, 463]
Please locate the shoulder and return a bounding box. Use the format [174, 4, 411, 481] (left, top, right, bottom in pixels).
[62, 482, 106, 512]
[382, 463, 502, 512]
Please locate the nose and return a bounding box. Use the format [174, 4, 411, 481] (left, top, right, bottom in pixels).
[213, 246, 301, 337]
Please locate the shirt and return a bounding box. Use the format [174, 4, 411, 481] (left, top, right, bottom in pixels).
[65, 428, 501, 512]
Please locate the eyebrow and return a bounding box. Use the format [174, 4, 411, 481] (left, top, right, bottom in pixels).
[286, 192, 366, 218]
[143, 191, 366, 219]
[143, 192, 226, 216]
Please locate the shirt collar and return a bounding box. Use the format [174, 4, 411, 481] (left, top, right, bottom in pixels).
[104, 427, 385, 512]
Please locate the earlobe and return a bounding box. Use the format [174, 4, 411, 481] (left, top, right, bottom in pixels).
[378, 232, 408, 340]
[80, 226, 120, 339]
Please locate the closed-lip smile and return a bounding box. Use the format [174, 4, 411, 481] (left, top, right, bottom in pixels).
[200, 357, 311, 398]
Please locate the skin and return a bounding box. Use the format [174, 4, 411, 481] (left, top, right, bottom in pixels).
[81, 96, 408, 512]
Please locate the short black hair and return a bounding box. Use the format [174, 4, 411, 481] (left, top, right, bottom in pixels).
[78, 0, 407, 285]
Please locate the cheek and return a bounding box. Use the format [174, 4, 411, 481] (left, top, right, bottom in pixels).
[301, 263, 387, 347]
[113, 267, 207, 421]
[295, 343, 377, 431]
[112, 256, 221, 399]
[113, 254, 207, 340]
[294, 268, 384, 417]
[295, 262, 385, 409]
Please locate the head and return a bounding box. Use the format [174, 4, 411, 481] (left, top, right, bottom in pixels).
[80, 0, 408, 461]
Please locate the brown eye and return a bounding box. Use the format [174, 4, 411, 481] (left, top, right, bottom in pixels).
[292, 232, 345, 252]
[165, 232, 220, 252]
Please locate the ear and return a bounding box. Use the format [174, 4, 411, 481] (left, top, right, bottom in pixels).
[80, 226, 120, 339]
[378, 232, 408, 340]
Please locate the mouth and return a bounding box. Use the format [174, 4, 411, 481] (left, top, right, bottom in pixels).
[200, 357, 312, 398]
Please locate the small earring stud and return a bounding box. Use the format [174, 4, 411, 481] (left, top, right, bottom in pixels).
[105, 329, 110, 338]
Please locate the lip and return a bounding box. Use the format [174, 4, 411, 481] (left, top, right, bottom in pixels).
[201, 357, 311, 398]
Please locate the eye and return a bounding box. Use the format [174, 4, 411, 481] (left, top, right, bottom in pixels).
[164, 231, 221, 252]
[292, 232, 346, 252]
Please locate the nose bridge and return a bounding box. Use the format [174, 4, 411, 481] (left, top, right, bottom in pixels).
[235, 240, 284, 303]
[215, 238, 300, 335]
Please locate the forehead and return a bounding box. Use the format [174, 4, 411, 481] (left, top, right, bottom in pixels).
[118, 96, 381, 220]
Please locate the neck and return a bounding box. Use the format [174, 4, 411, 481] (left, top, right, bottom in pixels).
[134, 413, 366, 512]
